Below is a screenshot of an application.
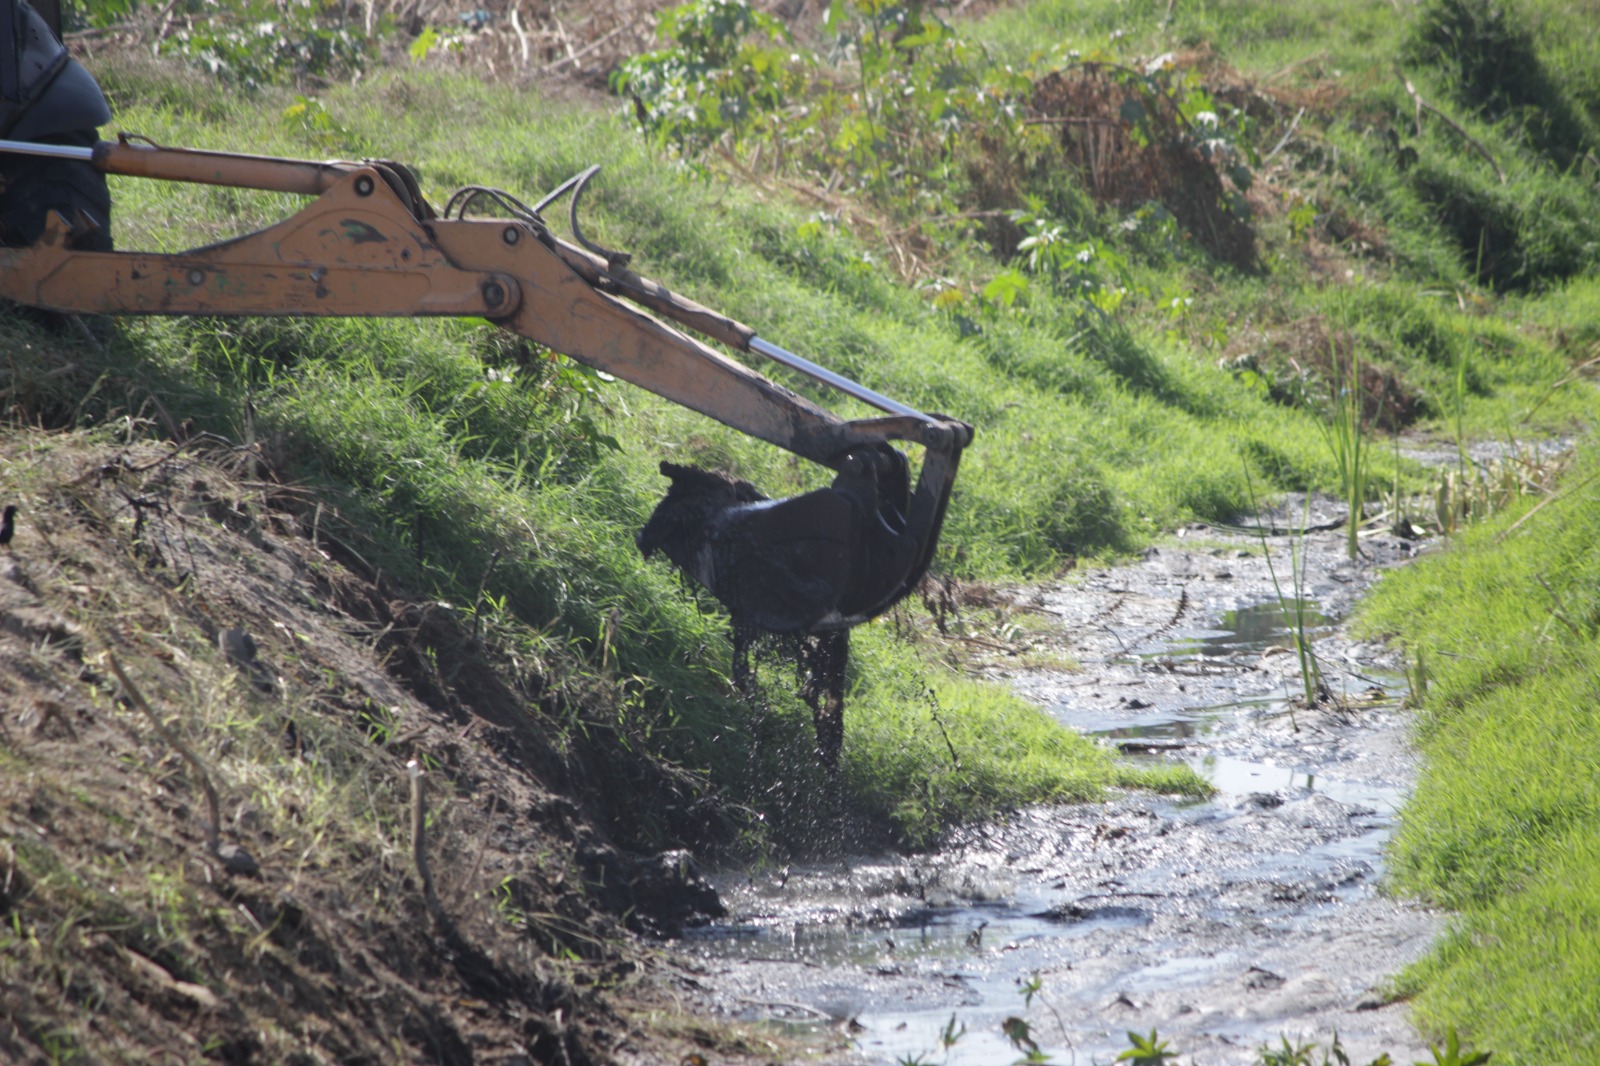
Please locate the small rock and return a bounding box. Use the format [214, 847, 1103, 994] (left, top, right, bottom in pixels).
[1354, 990, 1389, 1011]
[1242, 966, 1286, 991]
[211, 841, 260, 876]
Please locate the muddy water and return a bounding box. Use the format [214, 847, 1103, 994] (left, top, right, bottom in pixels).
[677, 506, 1443, 1065]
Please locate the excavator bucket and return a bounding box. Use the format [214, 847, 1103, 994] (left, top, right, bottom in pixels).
[636, 431, 965, 770]
[637, 440, 959, 637]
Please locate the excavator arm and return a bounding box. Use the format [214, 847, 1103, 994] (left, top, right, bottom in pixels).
[0, 136, 972, 645]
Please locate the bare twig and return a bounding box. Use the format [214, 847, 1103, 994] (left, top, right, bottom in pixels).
[1522, 350, 1600, 420]
[464, 793, 498, 889]
[509, 4, 530, 66]
[1264, 51, 1328, 85]
[1022, 116, 1120, 127]
[407, 759, 443, 918]
[470, 548, 503, 641]
[1496, 471, 1599, 542]
[1535, 574, 1585, 638]
[952, 634, 1012, 652]
[533, 15, 644, 74]
[1262, 107, 1306, 164]
[106, 652, 221, 851]
[735, 996, 833, 1020]
[922, 684, 962, 773]
[1399, 71, 1507, 183]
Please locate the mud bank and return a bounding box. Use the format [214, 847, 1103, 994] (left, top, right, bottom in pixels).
[672, 502, 1444, 1065]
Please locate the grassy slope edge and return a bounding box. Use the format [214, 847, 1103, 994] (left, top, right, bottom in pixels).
[1358, 446, 1600, 1066]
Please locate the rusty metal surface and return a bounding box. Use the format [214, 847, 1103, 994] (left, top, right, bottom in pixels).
[1, 168, 511, 316]
[93, 137, 358, 195]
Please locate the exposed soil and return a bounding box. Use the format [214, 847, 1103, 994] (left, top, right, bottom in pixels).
[0, 428, 750, 1065]
[670, 502, 1444, 1065]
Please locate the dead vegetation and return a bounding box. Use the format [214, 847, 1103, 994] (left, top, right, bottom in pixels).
[0, 422, 784, 1064]
[1223, 315, 1429, 432]
[67, 0, 680, 89]
[1030, 62, 1259, 270]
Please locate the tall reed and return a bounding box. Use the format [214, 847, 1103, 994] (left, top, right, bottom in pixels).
[1318, 346, 1370, 560]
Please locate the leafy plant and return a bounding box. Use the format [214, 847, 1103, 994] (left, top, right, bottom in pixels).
[1012, 205, 1133, 314]
[1116, 1028, 1179, 1066]
[281, 95, 369, 154]
[617, 0, 1039, 219]
[1257, 1031, 1395, 1066]
[1416, 1028, 1491, 1066]
[1002, 1015, 1046, 1062]
[157, 0, 377, 88]
[937, 1011, 966, 1051]
[1244, 466, 1326, 709]
[611, 0, 796, 159]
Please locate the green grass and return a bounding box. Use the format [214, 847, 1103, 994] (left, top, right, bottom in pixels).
[1358, 444, 1600, 1064]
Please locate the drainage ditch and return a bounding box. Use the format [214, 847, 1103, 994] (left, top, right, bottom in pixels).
[675, 504, 1443, 1065]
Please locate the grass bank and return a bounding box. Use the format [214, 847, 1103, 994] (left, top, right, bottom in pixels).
[12, 53, 1222, 854]
[1358, 445, 1600, 1064]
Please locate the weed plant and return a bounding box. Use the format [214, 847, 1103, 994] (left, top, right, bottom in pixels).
[1317, 344, 1371, 560]
[1243, 470, 1324, 709]
[894, 1002, 1489, 1065]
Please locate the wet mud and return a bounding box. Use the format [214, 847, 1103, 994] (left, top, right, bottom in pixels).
[672, 500, 1445, 1065]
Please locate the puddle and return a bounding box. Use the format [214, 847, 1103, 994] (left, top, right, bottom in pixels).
[673, 510, 1442, 1065]
[1160, 599, 1336, 658]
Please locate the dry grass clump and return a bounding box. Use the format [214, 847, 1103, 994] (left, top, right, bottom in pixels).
[1030, 63, 1259, 270]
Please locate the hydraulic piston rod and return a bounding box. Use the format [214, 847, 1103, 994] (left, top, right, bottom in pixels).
[0, 137, 88, 161]
[747, 336, 929, 421]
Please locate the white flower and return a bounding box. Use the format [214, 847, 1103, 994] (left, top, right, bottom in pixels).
[1195, 111, 1219, 128]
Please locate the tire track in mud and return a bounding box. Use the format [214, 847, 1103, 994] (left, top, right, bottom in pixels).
[676, 503, 1444, 1066]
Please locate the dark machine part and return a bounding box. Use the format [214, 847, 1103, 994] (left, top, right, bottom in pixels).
[0, 0, 112, 249]
[637, 446, 915, 636]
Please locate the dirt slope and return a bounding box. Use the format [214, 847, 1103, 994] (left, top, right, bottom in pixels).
[0, 426, 765, 1064]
